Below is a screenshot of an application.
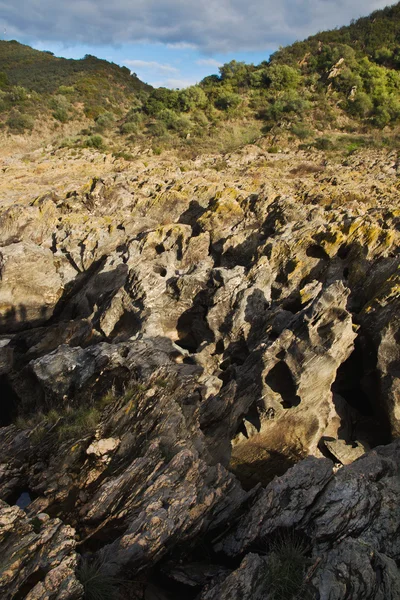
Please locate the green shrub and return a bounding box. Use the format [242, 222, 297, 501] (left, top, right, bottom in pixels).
[348, 91, 374, 117]
[0, 71, 9, 89]
[214, 90, 242, 110]
[147, 121, 168, 137]
[373, 105, 391, 128]
[266, 64, 301, 90]
[119, 122, 138, 135]
[59, 136, 81, 148]
[85, 134, 105, 149]
[314, 136, 335, 150]
[143, 87, 179, 115]
[95, 111, 115, 131]
[7, 110, 34, 132]
[291, 124, 313, 140]
[156, 109, 192, 136]
[262, 529, 313, 600]
[178, 86, 207, 111]
[124, 108, 144, 124]
[53, 108, 69, 123]
[58, 407, 100, 441]
[7, 85, 28, 103]
[58, 85, 75, 94]
[77, 555, 120, 600]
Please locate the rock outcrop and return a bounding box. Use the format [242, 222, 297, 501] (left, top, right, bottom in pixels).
[1, 141, 400, 598]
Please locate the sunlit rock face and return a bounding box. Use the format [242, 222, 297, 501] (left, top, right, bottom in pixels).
[1, 143, 400, 599]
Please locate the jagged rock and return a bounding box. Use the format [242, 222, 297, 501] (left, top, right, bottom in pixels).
[1, 142, 400, 599]
[215, 440, 400, 600]
[313, 539, 400, 600]
[218, 456, 333, 556]
[0, 339, 13, 375]
[0, 500, 82, 599]
[200, 554, 268, 600]
[322, 437, 368, 464]
[0, 242, 64, 333]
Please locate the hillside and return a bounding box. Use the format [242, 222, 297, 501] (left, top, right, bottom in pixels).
[0, 40, 151, 135]
[274, 2, 400, 65]
[2, 4, 400, 153]
[0, 40, 151, 94]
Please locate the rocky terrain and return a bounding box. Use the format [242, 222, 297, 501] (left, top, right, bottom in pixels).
[1, 136, 400, 599]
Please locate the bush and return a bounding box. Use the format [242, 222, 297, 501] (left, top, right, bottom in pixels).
[7, 85, 28, 103]
[57, 406, 100, 441]
[214, 90, 242, 110]
[373, 105, 391, 128]
[120, 121, 138, 135]
[178, 86, 207, 111]
[348, 91, 374, 117]
[7, 110, 34, 132]
[267, 64, 301, 90]
[315, 137, 334, 150]
[147, 121, 168, 137]
[58, 85, 75, 94]
[53, 108, 69, 123]
[85, 134, 105, 149]
[0, 71, 9, 89]
[94, 111, 115, 131]
[143, 87, 179, 115]
[262, 529, 313, 600]
[77, 555, 120, 600]
[291, 124, 313, 140]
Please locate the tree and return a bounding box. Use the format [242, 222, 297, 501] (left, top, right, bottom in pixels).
[178, 86, 207, 112]
[266, 64, 301, 90]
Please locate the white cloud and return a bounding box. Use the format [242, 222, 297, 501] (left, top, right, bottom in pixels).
[123, 59, 178, 73]
[166, 42, 196, 49]
[2, 0, 392, 54]
[154, 77, 198, 89]
[196, 58, 223, 68]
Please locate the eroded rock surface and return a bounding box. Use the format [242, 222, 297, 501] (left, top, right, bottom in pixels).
[1, 142, 400, 598]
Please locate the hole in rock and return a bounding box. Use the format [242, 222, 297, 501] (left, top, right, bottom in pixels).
[214, 340, 225, 355]
[0, 375, 19, 427]
[230, 444, 301, 491]
[218, 367, 234, 386]
[154, 265, 167, 277]
[178, 200, 208, 231]
[224, 339, 249, 367]
[306, 245, 330, 260]
[265, 362, 301, 408]
[271, 286, 281, 301]
[338, 244, 350, 259]
[155, 243, 165, 255]
[282, 295, 303, 314]
[176, 299, 214, 353]
[13, 568, 48, 600]
[108, 311, 142, 341]
[331, 338, 390, 447]
[239, 401, 262, 434]
[16, 491, 32, 510]
[332, 344, 374, 417]
[6, 485, 38, 509]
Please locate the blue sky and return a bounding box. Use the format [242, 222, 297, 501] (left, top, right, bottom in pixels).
[1, 0, 391, 89]
[30, 40, 271, 89]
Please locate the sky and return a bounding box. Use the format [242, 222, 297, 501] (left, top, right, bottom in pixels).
[0, 0, 392, 88]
